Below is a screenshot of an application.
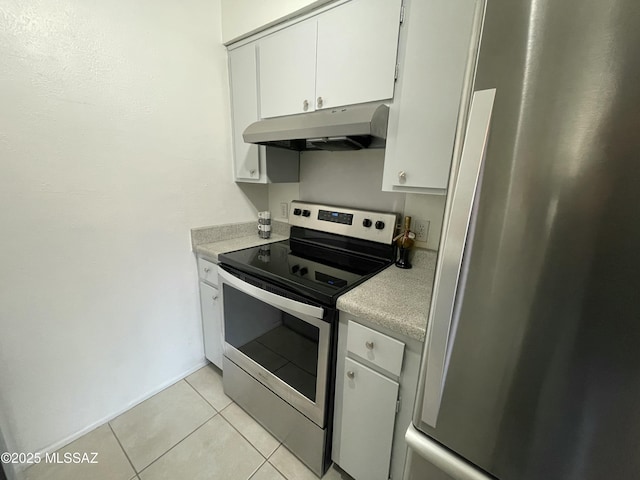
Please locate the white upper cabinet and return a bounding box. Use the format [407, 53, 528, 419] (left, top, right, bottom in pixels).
[229, 43, 261, 181]
[382, 0, 480, 194]
[258, 20, 318, 119]
[316, 0, 402, 111]
[258, 0, 402, 119]
[229, 43, 300, 183]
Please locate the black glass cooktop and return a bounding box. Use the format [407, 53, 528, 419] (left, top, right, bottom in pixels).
[218, 240, 390, 306]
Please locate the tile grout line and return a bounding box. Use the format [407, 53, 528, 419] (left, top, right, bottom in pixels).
[113, 373, 301, 480]
[111, 379, 218, 474]
[184, 372, 273, 460]
[108, 422, 138, 477]
[267, 457, 293, 480]
[217, 411, 276, 462]
[266, 441, 283, 460]
[185, 371, 281, 465]
[267, 445, 341, 480]
[246, 458, 268, 480]
[183, 375, 229, 414]
[135, 412, 218, 477]
[218, 402, 284, 460]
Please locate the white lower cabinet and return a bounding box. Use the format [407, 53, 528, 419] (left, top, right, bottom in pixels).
[333, 316, 409, 480]
[199, 279, 223, 370]
[338, 357, 399, 480]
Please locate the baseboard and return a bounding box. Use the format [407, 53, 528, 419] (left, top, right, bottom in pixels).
[15, 360, 208, 474]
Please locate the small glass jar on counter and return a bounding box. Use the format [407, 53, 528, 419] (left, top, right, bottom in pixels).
[258, 211, 271, 239]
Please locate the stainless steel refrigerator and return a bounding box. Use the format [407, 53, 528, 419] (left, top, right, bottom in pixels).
[405, 0, 640, 479]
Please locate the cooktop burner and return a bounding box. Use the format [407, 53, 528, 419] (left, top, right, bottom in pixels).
[219, 240, 390, 305]
[219, 201, 399, 306]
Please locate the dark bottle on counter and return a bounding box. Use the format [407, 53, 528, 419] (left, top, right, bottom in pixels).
[395, 216, 415, 269]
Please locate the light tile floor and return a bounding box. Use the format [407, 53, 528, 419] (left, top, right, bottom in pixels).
[24, 365, 353, 480]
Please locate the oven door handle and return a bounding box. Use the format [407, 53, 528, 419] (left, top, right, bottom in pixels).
[218, 266, 325, 320]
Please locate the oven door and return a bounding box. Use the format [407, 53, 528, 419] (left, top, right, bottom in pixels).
[218, 265, 332, 428]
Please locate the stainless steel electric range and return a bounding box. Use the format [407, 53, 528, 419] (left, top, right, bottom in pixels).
[218, 201, 398, 476]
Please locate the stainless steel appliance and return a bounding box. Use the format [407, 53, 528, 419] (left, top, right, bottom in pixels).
[219, 201, 398, 476]
[406, 0, 640, 479]
[243, 103, 389, 151]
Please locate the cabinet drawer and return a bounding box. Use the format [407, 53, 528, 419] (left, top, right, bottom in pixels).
[347, 321, 404, 377]
[197, 257, 218, 286]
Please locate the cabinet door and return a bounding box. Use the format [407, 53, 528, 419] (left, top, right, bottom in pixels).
[229, 43, 263, 182]
[315, 0, 402, 110]
[338, 357, 399, 480]
[199, 282, 223, 370]
[258, 20, 317, 118]
[382, 0, 478, 192]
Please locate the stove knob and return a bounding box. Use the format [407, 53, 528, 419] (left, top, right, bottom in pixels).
[299, 267, 308, 276]
[375, 221, 385, 230]
[302, 209, 311, 217]
[362, 218, 372, 228]
[293, 208, 302, 216]
[291, 265, 299, 273]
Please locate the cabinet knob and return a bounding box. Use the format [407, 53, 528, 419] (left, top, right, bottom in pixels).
[303, 99, 309, 111]
[365, 340, 374, 350]
[346, 371, 355, 379]
[212, 294, 218, 300]
[250, 169, 256, 176]
[398, 171, 407, 183]
[204, 267, 210, 273]
[317, 96, 323, 108]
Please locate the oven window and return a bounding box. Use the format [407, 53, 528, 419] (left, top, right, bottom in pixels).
[223, 284, 319, 402]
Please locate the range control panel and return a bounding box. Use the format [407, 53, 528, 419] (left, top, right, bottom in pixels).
[289, 201, 399, 244]
[318, 209, 354, 225]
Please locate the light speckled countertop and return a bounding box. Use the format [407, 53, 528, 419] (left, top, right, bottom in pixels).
[192, 220, 437, 342]
[194, 234, 288, 263]
[337, 249, 438, 342]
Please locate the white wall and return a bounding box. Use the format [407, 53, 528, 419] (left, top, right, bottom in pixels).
[268, 183, 301, 222]
[267, 150, 445, 248]
[221, 0, 333, 43]
[299, 150, 406, 213]
[0, 0, 265, 459]
[404, 193, 446, 250]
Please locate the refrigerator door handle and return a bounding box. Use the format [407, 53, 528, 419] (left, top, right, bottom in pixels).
[406, 424, 493, 480]
[420, 89, 496, 428]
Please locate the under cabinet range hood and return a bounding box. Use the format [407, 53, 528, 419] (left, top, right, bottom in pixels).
[243, 103, 389, 151]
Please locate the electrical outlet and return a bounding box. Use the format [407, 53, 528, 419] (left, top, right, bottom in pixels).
[280, 202, 289, 219]
[413, 219, 430, 243]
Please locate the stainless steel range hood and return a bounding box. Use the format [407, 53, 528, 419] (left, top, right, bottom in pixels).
[243, 103, 389, 151]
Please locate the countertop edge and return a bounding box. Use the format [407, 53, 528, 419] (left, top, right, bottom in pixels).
[336, 249, 437, 343]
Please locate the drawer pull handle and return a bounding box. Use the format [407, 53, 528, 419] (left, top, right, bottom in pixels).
[204, 267, 210, 273]
[365, 341, 375, 350]
[346, 371, 355, 379]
